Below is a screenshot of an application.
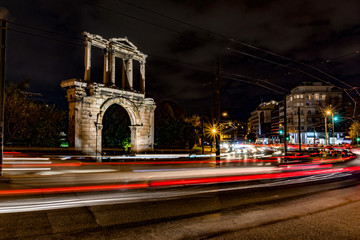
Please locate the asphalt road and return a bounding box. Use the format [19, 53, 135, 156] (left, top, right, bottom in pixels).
[0, 149, 359, 239]
[1, 171, 360, 239]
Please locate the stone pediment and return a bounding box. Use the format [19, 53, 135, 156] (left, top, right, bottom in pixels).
[110, 37, 137, 50]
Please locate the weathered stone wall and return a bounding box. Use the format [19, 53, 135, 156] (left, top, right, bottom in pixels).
[61, 79, 156, 156]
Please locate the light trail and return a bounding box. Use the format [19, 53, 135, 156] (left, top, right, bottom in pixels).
[4, 158, 50, 161]
[0, 165, 358, 196]
[4, 168, 51, 171]
[149, 166, 360, 187]
[0, 171, 353, 214]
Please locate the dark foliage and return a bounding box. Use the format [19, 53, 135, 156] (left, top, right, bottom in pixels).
[102, 104, 131, 149]
[4, 82, 67, 147]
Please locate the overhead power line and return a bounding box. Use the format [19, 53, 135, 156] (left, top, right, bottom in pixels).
[223, 76, 286, 95]
[116, 0, 358, 90]
[6, 20, 359, 116]
[227, 47, 343, 90]
[222, 72, 289, 93]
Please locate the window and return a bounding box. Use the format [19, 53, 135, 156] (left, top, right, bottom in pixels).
[308, 95, 312, 100]
[301, 126, 305, 130]
[308, 117, 312, 122]
[300, 94, 304, 98]
[307, 110, 311, 114]
[322, 94, 326, 100]
[314, 93, 319, 100]
[301, 118, 304, 122]
[290, 96, 293, 101]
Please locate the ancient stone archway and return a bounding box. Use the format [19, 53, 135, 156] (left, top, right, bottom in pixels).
[61, 32, 156, 156]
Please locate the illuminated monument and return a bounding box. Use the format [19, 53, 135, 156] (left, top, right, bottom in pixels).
[61, 32, 156, 156]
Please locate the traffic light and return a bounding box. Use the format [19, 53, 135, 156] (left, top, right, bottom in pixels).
[279, 129, 284, 135]
[286, 137, 290, 141]
[357, 137, 360, 142]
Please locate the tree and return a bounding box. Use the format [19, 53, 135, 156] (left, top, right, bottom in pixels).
[102, 104, 131, 150]
[154, 100, 197, 149]
[4, 82, 67, 147]
[349, 121, 360, 144]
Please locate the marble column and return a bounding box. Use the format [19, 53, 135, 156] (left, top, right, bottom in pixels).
[109, 49, 116, 86]
[103, 49, 109, 85]
[140, 61, 145, 92]
[84, 40, 91, 82]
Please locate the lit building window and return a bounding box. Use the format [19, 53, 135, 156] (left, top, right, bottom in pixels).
[308, 95, 312, 100]
[290, 96, 293, 101]
[314, 93, 319, 100]
[322, 94, 326, 100]
[300, 94, 304, 98]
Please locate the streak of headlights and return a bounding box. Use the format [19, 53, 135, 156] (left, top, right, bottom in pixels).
[0, 171, 353, 214]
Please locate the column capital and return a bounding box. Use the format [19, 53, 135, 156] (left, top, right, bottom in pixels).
[95, 122, 103, 130]
[84, 39, 92, 46]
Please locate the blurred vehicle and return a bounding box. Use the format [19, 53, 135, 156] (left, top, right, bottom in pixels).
[306, 147, 320, 156]
[342, 149, 355, 158]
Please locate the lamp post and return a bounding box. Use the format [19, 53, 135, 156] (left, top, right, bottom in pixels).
[332, 115, 338, 140]
[324, 116, 328, 145]
[325, 110, 332, 145]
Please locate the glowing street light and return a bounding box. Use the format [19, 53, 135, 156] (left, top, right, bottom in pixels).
[324, 107, 337, 145]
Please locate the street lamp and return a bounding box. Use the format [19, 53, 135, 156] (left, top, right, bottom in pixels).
[324, 107, 338, 145]
[324, 110, 332, 145]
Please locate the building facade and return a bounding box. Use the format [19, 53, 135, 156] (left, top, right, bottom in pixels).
[248, 100, 279, 144]
[248, 82, 345, 145]
[280, 82, 343, 144]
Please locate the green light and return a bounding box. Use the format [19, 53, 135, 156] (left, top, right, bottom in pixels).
[357, 138, 360, 142]
[279, 130, 284, 135]
[286, 137, 290, 141]
[333, 116, 338, 121]
[60, 142, 69, 148]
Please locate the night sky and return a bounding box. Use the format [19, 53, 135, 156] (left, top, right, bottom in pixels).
[1, 0, 360, 120]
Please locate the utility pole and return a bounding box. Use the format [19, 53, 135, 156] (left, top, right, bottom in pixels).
[324, 116, 328, 145]
[283, 96, 288, 156]
[298, 106, 301, 153]
[332, 114, 335, 140]
[215, 61, 220, 161]
[201, 118, 204, 154]
[0, 20, 6, 176]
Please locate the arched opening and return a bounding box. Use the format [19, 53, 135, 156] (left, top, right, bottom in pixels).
[102, 104, 131, 155]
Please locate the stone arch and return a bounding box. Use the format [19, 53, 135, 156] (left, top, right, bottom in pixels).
[61, 32, 155, 158]
[96, 97, 143, 155]
[98, 97, 141, 126]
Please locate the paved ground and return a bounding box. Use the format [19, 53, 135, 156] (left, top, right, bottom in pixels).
[1, 181, 360, 239]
